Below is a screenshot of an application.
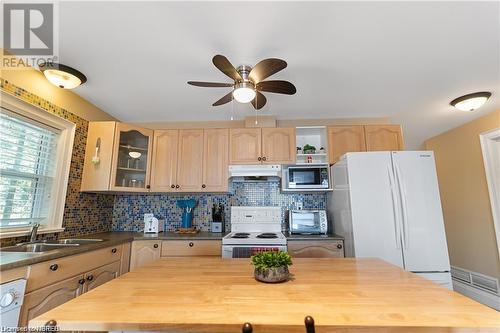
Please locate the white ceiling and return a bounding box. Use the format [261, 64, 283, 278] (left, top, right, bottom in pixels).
[58, 1, 499, 148]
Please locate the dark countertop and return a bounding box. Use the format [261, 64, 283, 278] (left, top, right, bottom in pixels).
[285, 232, 344, 241]
[1, 231, 343, 271]
[0, 231, 227, 271]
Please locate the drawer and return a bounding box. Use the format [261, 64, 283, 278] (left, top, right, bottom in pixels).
[161, 240, 221, 257]
[288, 240, 344, 258]
[26, 244, 123, 292]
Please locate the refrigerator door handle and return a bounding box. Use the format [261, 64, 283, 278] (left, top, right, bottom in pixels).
[394, 163, 410, 249]
[387, 165, 402, 249]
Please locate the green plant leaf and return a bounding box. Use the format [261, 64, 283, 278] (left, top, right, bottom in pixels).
[251, 251, 293, 269]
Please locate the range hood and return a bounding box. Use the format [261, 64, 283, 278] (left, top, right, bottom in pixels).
[229, 165, 281, 180]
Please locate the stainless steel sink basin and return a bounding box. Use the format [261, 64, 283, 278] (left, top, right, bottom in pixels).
[57, 238, 105, 244]
[1, 242, 78, 253]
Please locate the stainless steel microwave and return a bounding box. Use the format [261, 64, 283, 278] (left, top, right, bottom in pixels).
[282, 164, 331, 192]
[289, 210, 328, 235]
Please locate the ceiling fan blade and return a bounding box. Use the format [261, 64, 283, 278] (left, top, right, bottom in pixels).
[257, 80, 296, 95]
[212, 55, 242, 82]
[248, 58, 287, 84]
[188, 81, 234, 88]
[251, 91, 267, 110]
[212, 91, 234, 106]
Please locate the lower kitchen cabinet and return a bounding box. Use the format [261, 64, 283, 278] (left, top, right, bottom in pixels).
[19, 275, 85, 327]
[129, 240, 161, 271]
[84, 261, 121, 292]
[18, 243, 130, 327]
[287, 240, 345, 258]
[161, 240, 221, 257]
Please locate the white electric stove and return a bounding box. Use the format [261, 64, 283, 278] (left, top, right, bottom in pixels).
[222, 206, 287, 258]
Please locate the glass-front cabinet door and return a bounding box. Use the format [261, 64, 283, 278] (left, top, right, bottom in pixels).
[110, 123, 153, 191]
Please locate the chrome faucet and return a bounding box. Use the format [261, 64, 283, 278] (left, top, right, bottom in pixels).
[29, 223, 40, 242]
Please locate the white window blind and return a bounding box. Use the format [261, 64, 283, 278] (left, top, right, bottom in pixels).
[0, 108, 60, 229]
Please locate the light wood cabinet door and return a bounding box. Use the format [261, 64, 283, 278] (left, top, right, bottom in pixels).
[176, 129, 204, 192]
[110, 123, 154, 192]
[84, 261, 121, 292]
[19, 275, 84, 327]
[364, 125, 404, 151]
[150, 130, 179, 192]
[202, 129, 229, 192]
[261, 128, 296, 164]
[129, 240, 161, 271]
[288, 240, 345, 258]
[229, 128, 262, 164]
[328, 126, 366, 164]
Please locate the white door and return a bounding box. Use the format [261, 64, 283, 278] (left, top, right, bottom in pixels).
[391, 151, 450, 272]
[346, 152, 404, 267]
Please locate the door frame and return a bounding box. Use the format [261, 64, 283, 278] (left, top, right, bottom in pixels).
[479, 128, 500, 259]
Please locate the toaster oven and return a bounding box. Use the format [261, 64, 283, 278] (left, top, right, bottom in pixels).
[289, 210, 328, 235]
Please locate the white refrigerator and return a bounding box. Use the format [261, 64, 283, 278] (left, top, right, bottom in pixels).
[329, 151, 452, 289]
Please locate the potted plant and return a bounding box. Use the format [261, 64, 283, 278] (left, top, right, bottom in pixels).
[251, 251, 292, 283]
[303, 144, 316, 154]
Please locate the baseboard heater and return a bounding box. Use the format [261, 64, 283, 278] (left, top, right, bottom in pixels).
[451, 266, 500, 310]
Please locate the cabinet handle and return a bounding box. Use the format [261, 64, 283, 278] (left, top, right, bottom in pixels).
[262, 156, 267, 161]
[86, 275, 94, 281]
[257, 157, 262, 161]
[111, 248, 117, 253]
[49, 264, 58, 271]
[171, 184, 175, 188]
[78, 278, 85, 285]
[175, 185, 180, 189]
[201, 184, 206, 189]
[337, 244, 343, 249]
[153, 244, 159, 248]
[189, 242, 194, 247]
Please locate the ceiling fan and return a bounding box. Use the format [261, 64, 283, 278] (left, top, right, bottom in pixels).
[187, 55, 296, 110]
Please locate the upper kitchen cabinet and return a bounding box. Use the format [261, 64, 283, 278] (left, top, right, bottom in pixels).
[202, 129, 229, 192]
[176, 129, 204, 192]
[150, 129, 179, 192]
[150, 128, 229, 193]
[229, 128, 262, 164]
[364, 125, 404, 151]
[261, 128, 296, 164]
[229, 128, 295, 165]
[81, 122, 153, 192]
[110, 123, 153, 191]
[328, 126, 366, 164]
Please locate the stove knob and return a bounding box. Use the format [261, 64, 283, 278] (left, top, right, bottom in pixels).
[0, 292, 16, 308]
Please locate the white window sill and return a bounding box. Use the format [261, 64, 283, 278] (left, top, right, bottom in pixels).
[0, 227, 65, 239]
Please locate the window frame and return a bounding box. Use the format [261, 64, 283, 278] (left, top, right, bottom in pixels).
[0, 91, 75, 238]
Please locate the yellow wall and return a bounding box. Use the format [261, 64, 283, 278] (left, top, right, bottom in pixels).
[1, 52, 115, 121]
[425, 110, 500, 279]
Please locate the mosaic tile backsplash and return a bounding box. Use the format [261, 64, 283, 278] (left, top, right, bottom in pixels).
[0, 79, 114, 247]
[112, 182, 327, 232]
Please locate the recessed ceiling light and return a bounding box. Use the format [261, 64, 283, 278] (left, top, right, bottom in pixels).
[38, 62, 87, 89]
[450, 92, 491, 112]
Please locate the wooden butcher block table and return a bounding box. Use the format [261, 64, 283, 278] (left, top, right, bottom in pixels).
[30, 258, 500, 332]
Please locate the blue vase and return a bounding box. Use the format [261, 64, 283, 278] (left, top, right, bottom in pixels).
[181, 210, 193, 228]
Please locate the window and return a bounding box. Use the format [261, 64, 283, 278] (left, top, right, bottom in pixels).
[0, 92, 75, 237]
[0, 110, 59, 228]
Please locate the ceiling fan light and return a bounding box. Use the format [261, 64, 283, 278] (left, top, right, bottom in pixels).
[39, 62, 87, 89]
[233, 82, 256, 103]
[450, 92, 491, 112]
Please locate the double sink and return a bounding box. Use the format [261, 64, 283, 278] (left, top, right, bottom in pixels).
[1, 239, 105, 253]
